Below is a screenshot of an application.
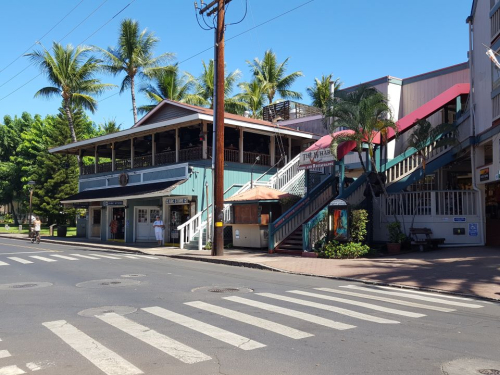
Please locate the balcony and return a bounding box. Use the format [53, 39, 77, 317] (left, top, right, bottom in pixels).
[263, 101, 322, 122]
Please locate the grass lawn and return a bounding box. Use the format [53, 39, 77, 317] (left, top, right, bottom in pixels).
[0, 225, 77, 237]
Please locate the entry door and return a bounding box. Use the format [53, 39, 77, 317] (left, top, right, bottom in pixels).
[90, 208, 101, 238]
[135, 208, 160, 242]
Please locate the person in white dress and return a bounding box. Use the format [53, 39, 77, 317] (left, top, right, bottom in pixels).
[153, 215, 164, 246]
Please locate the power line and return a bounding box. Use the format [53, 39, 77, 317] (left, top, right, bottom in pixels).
[0, 0, 86, 75]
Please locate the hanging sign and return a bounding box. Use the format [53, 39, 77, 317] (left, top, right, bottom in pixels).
[480, 167, 490, 182]
[299, 147, 335, 170]
[469, 223, 478, 237]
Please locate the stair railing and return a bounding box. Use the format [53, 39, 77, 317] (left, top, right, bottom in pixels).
[268, 154, 301, 190]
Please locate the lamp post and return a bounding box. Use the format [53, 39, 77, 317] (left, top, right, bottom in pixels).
[250, 156, 261, 189]
[27, 181, 35, 237]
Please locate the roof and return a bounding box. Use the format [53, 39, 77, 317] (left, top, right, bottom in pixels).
[224, 186, 298, 204]
[61, 180, 184, 203]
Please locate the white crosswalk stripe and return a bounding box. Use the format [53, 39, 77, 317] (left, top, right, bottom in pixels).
[43, 320, 142, 375]
[29, 256, 57, 263]
[70, 254, 101, 260]
[288, 290, 426, 318]
[96, 313, 210, 364]
[375, 286, 476, 300]
[0, 261, 9, 266]
[315, 288, 456, 312]
[7, 257, 32, 264]
[341, 285, 484, 308]
[91, 254, 121, 259]
[50, 255, 79, 261]
[257, 293, 400, 324]
[123, 255, 141, 259]
[143, 306, 265, 350]
[135, 255, 159, 259]
[185, 301, 313, 339]
[0, 365, 25, 375]
[224, 296, 356, 330]
[0, 350, 11, 359]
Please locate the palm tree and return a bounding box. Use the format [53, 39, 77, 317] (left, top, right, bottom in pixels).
[326, 85, 399, 221]
[138, 64, 202, 114]
[192, 59, 244, 114]
[236, 79, 267, 119]
[95, 19, 174, 124]
[98, 118, 122, 135]
[247, 49, 303, 105]
[306, 74, 342, 110]
[27, 42, 113, 147]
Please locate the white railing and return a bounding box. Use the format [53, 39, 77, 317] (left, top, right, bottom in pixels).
[281, 170, 306, 197]
[383, 190, 477, 217]
[177, 209, 204, 250]
[269, 154, 301, 190]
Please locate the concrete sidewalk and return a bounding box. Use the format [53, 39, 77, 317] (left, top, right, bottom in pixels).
[1, 233, 499, 301]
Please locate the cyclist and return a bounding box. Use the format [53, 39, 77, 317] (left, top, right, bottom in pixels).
[32, 216, 41, 244]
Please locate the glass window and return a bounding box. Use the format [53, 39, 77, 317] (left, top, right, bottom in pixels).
[150, 209, 160, 223]
[137, 209, 147, 223]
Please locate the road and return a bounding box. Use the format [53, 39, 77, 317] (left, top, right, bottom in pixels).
[0, 237, 499, 375]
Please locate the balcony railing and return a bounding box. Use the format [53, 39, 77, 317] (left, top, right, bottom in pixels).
[97, 162, 112, 173]
[224, 148, 239, 163]
[81, 164, 95, 176]
[115, 159, 131, 171]
[133, 155, 152, 169]
[179, 146, 202, 162]
[244, 151, 269, 166]
[155, 150, 176, 166]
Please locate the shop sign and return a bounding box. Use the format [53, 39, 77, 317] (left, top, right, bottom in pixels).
[479, 167, 489, 182]
[453, 217, 466, 222]
[165, 198, 188, 204]
[103, 201, 124, 206]
[468, 223, 478, 237]
[299, 147, 335, 170]
[73, 203, 89, 208]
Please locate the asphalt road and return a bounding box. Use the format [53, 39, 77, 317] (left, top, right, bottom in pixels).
[0, 237, 499, 375]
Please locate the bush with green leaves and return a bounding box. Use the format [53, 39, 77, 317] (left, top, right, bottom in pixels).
[351, 209, 368, 243]
[318, 240, 370, 259]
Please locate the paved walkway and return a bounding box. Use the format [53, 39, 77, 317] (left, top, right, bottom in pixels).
[1, 233, 499, 301]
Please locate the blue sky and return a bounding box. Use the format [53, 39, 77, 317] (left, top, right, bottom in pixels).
[0, 0, 472, 130]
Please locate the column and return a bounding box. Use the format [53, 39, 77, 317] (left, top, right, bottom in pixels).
[175, 128, 179, 163]
[288, 137, 292, 164]
[94, 145, 98, 174]
[152, 134, 156, 166]
[239, 128, 244, 163]
[270, 135, 276, 167]
[78, 149, 82, 175]
[111, 142, 115, 171]
[130, 138, 135, 169]
[202, 122, 208, 159]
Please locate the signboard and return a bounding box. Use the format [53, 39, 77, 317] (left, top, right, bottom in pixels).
[73, 203, 90, 208]
[480, 167, 489, 182]
[469, 223, 478, 237]
[453, 217, 466, 222]
[165, 198, 189, 204]
[299, 147, 335, 170]
[103, 201, 124, 206]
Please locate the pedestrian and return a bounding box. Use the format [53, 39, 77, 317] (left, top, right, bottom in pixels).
[153, 215, 165, 246]
[109, 217, 119, 239]
[32, 216, 41, 244]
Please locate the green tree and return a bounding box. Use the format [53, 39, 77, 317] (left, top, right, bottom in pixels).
[247, 49, 303, 105]
[235, 79, 267, 119]
[27, 42, 113, 148]
[98, 118, 122, 135]
[306, 74, 342, 111]
[138, 64, 201, 114]
[96, 19, 174, 124]
[191, 59, 244, 114]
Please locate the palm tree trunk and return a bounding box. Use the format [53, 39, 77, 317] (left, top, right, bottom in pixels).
[356, 149, 376, 199]
[131, 75, 138, 125]
[63, 100, 83, 170]
[369, 155, 399, 223]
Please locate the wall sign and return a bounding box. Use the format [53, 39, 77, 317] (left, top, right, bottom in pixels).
[480, 167, 489, 182]
[469, 223, 478, 237]
[453, 217, 466, 222]
[73, 203, 90, 208]
[119, 173, 129, 187]
[103, 201, 124, 206]
[165, 198, 189, 204]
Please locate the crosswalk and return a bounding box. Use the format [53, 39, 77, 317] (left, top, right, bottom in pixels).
[36, 284, 485, 375]
[0, 253, 159, 267]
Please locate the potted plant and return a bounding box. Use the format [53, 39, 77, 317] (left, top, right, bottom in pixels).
[386, 221, 405, 254]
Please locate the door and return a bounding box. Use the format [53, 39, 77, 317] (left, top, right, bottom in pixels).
[90, 208, 101, 238]
[135, 207, 161, 242]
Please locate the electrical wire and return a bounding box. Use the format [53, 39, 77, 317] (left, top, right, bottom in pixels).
[0, 0, 86, 75]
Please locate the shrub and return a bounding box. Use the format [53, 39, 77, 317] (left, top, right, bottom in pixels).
[351, 209, 368, 243]
[387, 221, 405, 243]
[318, 240, 370, 259]
[205, 241, 212, 250]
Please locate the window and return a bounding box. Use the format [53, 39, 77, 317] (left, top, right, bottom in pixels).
[137, 209, 147, 223]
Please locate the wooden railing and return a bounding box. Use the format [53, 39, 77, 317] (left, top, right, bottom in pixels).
[133, 155, 152, 169]
[224, 148, 239, 163]
[81, 164, 95, 175]
[115, 159, 131, 171]
[96, 162, 112, 173]
[244, 151, 270, 166]
[155, 150, 176, 165]
[179, 147, 202, 162]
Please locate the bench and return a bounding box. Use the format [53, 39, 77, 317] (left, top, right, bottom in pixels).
[409, 228, 445, 251]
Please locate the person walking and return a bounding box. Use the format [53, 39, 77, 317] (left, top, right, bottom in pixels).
[32, 216, 41, 244]
[153, 215, 165, 246]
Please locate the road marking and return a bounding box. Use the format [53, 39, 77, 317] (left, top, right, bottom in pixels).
[123, 255, 141, 259]
[43, 320, 142, 375]
[185, 301, 313, 339]
[257, 293, 399, 324]
[375, 286, 476, 300]
[341, 285, 484, 308]
[7, 257, 33, 264]
[0, 261, 9, 266]
[0, 350, 11, 358]
[0, 242, 62, 252]
[29, 256, 57, 263]
[135, 255, 158, 259]
[70, 254, 100, 260]
[50, 255, 79, 261]
[0, 365, 25, 375]
[224, 296, 355, 330]
[288, 290, 426, 318]
[91, 254, 121, 259]
[143, 306, 265, 350]
[96, 313, 210, 364]
[0, 251, 53, 255]
[315, 288, 456, 312]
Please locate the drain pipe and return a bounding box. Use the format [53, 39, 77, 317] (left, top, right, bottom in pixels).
[467, 16, 485, 246]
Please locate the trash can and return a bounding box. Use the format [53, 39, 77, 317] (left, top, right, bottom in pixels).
[57, 225, 67, 237]
[49, 224, 57, 237]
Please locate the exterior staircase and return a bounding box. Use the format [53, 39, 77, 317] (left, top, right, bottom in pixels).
[274, 227, 303, 255]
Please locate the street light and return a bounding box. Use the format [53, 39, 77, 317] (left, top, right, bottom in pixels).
[27, 181, 35, 238]
[250, 156, 261, 189]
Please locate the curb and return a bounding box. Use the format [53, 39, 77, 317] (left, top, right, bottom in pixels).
[1, 234, 498, 303]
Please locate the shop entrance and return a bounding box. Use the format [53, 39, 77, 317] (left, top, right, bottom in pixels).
[166, 204, 190, 245]
[108, 207, 125, 241]
[135, 207, 160, 242]
[89, 207, 101, 238]
[485, 182, 500, 246]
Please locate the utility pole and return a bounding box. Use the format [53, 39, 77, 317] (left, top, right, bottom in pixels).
[195, 0, 233, 256]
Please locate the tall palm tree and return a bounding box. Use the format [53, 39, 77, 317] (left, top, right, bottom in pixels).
[95, 19, 174, 124]
[306, 74, 342, 110]
[27, 42, 113, 147]
[98, 118, 122, 135]
[236, 79, 267, 119]
[138, 64, 202, 114]
[247, 49, 303, 105]
[326, 85, 399, 221]
[192, 59, 244, 114]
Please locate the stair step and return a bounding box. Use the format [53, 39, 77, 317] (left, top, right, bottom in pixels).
[274, 248, 302, 255]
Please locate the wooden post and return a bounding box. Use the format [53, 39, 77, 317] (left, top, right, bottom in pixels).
[270, 135, 276, 167]
[175, 128, 179, 163]
[94, 145, 98, 174]
[130, 138, 135, 169]
[202, 122, 208, 159]
[239, 128, 244, 163]
[152, 133, 156, 166]
[288, 137, 292, 164]
[111, 142, 115, 171]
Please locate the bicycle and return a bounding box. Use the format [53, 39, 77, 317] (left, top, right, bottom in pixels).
[31, 231, 40, 244]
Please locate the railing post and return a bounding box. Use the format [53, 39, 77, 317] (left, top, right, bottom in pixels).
[431, 191, 437, 217]
[303, 223, 309, 252]
[111, 142, 115, 172]
[179, 227, 184, 249]
[130, 138, 135, 169]
[175, 128, 179, 163]
[268, 211, 273, 252]
[270, 135, 276, 167]
[152, 134, 156, 166]
[94, 145, 98, 174]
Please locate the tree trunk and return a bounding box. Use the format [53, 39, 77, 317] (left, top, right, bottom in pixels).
[356, 149, 376, 200]
[64, 100, 83, 170]
[369, 155, 399, 224]
[131, 75, 138, 125]
[10, 201, 19, 226]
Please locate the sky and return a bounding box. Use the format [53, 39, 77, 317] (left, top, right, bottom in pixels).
[0, 0, 473, 130]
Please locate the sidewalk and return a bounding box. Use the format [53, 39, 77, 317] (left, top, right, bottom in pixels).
[1, 233, 499, 301]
